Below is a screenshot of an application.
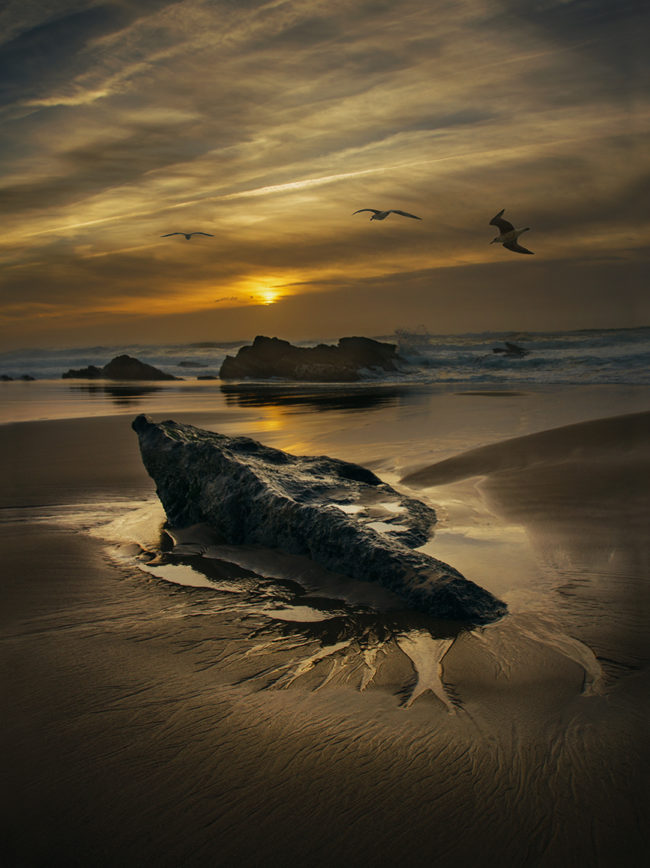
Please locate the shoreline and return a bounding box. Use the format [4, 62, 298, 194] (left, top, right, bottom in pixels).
[1, 378, 649, 426]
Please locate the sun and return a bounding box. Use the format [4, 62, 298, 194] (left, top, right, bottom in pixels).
[239, 275, 291, 306]
[260, 287, 280, 305]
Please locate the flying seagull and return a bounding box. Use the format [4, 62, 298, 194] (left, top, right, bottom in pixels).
[353, 209, 422, 221]
[161, 232, 214, 240]
[489, 209, 533, 254]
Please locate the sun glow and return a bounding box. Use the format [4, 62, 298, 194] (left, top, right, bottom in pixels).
[260, 287, 280, 305]
[242, 276, 292, 306]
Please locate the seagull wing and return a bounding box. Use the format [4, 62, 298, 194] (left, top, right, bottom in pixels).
[161, 233, 184, 237]
[353, 209, 380, 215]
[489, 209, 514, 232]
[190, 232, 214, 237]
[504, 240, 534, 255]
[389, 210, 422, 220]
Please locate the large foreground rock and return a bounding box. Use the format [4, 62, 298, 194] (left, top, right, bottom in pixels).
[62, 354, 179, 380]
[219, 335, 401, 381]
[132, 415, 506, 624]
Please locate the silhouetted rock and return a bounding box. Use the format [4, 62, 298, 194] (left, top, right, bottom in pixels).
[62, 365, 104, 379]
[197, 374, 218, 380]
[132, 415, 507, 625]
[103, 355, 180, 380]
[492, 341, 529, 357]
[62, 355, 179, 380]
[220, 335, 401, 381]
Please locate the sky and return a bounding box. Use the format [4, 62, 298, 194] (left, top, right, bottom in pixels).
[0, 0, 648, 348]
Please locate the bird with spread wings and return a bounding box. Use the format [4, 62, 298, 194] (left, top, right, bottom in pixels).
[161, 232, 214, 240]
[488, 210, 534, 254]
[353, 209, 422, 221]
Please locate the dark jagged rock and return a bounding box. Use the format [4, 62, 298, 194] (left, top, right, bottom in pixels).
[62, 355, 179, 380]
[62, 365, 104, 379]
[132, 415, 507, 625]
[492, 341, 529, 357]
[219, 335, 402, 381]
[103, 355, 180, 380]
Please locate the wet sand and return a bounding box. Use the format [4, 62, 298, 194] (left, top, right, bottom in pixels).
[1, 404, 649, 866]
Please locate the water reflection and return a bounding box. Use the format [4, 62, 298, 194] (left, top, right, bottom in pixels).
[68, 383, 165, 405]
[220, 384, 424, 412]
[139, 541, 467, 708]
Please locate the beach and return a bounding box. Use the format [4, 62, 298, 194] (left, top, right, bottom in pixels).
[1, 381, 649, 866]
[2, 0, 649, 855]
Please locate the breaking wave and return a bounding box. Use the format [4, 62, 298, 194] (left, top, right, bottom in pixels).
[1, 326, 649, 384]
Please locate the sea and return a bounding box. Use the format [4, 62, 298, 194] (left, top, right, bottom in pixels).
[1, 325, 649, 385]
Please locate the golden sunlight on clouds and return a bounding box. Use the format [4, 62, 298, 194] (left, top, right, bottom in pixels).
[259, 288, 281, 306]
[229, 276, 291, 308]
[0, 0, 648, 348]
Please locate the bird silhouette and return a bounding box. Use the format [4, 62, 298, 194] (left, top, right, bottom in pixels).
[353, 209, 422, 221]
[161, 232, 214, 240]
[489, 210, 534, 254]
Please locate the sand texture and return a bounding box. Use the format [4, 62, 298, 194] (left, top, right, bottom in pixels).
[1, 403, 649, 867]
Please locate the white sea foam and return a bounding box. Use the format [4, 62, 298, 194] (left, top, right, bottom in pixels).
[2, 326, 649, 384]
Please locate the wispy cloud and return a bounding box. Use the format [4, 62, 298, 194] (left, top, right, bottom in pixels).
[0, 0, 648, 347]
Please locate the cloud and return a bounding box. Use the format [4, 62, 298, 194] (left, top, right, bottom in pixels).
[256, 14, 341, 47]
[0, 5, 129, 100]
[0, 0, 648, 348]
[0, 124, 213, 213]
[0, 2, 184, 106]
[496, 0, 650, 97]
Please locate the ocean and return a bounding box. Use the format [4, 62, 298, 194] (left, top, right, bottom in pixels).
[1, 325, 649, 385]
